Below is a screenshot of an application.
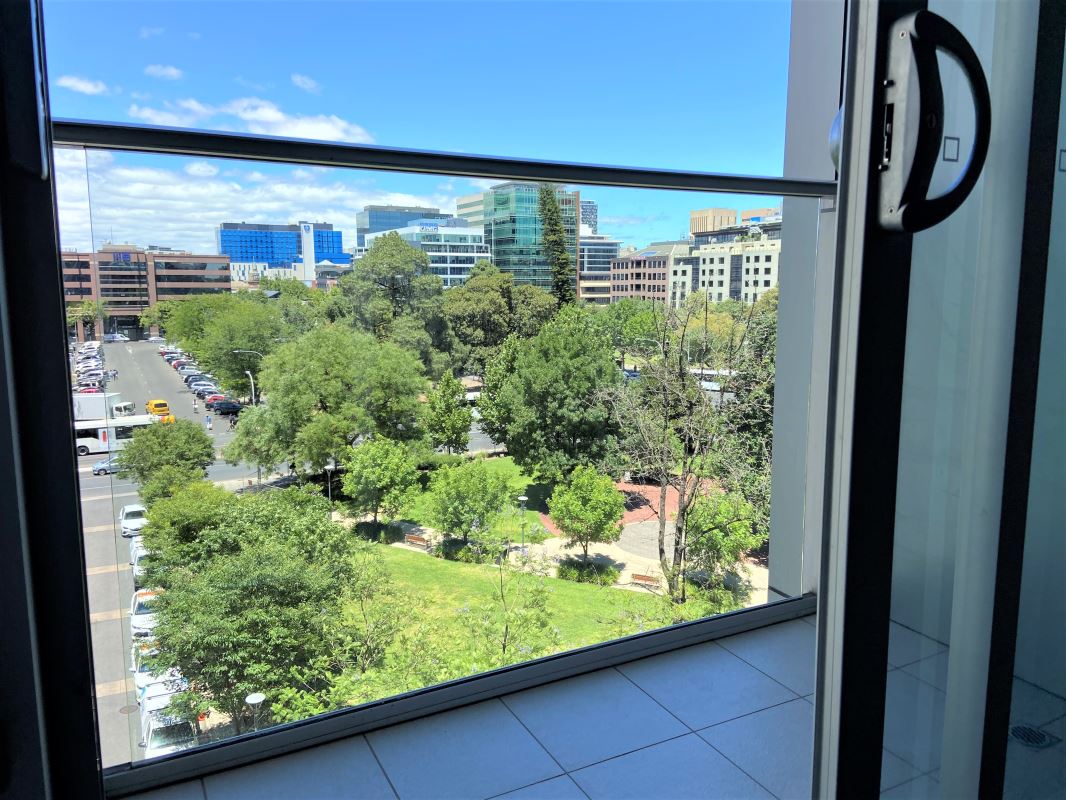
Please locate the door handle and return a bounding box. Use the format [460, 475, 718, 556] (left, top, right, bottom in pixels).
[878, 10, 991, 232]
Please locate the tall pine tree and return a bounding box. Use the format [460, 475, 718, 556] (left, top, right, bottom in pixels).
[538, 183, 576, 305]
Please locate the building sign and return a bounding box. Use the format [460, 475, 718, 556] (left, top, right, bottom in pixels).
[419, 224, 439, 232]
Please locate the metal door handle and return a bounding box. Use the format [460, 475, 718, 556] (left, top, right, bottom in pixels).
[879, 10, 991, 232]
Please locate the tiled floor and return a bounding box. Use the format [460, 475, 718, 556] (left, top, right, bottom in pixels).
[127, 616, 1066, 800]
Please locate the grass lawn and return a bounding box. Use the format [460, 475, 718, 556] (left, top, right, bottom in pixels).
[401, 456, 553, 542]
[376, 544, 665, 648]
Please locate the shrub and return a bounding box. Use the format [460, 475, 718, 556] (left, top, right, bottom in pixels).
[433, 538, 503, 564]
[556, 558, 620, 586]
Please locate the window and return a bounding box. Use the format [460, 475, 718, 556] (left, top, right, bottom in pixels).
[765, 280, 771, 287]
[765, 254, 773, 263]
[755, 255, 761, 262]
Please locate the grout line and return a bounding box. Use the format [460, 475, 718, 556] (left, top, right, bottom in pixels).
[194, 776, 208, 800]
[498, 696, 570, 777]
[692, 694, 813, 734]
[712, 635, 810, 699]
[484, 774, 589, 800]
[699, 736, 783, 800]
[612, 666, 694, 731]
[363, 735, 402, 800]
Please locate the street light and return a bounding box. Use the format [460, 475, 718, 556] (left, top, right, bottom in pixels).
[324, 458, 336, 508]
[245, 692, 266, 732]
[232, 350, 264, 405]
[518, 495, 528, 551]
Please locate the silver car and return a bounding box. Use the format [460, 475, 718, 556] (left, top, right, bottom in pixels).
[118, 504, 148, 538]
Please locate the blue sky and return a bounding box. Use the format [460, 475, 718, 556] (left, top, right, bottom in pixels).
[44, 1, 791, 252]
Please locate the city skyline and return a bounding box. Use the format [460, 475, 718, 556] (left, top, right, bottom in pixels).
[45, 1, 789, 253]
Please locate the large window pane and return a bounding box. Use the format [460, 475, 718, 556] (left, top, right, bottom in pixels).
[42, 1, 791, 174]
[58, 145, 799, 766]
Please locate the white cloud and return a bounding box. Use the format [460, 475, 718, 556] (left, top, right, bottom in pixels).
[53, 149, 458, 255]
[144, 64, 183, 80]
[128, 103, 196, 127]
[466, 178, 502, 191]
[291, 73, 320, 93]
[56, 75, 109, 95]
[222, 97, 373, 143]
[139, 26, 164, 38]
[130, 91, 151, 101]
[291, 169, 315, 181]
[184, 161, 219, 177]
[235, 76, 269, 91]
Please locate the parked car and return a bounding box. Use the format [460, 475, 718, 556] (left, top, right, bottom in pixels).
[146, 336, 166, 344]
[129, 590, 159, 638]
[182, 373, 207, 385]
[118, 503, 149, 538]
[189, 380, 217, 392]
[194, 386, 221, 399]
[92, 455, 119, 475]
[211, 400, 244, 416]
[103, 333, 129, 342]
[203, 394, 227, 405]
[130, 539, 148, 587]
[76, 386, 102, 394]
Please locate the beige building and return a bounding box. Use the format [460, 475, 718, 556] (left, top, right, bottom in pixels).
[455, 193, 487, 229]
[610, 241, 695, 308]
[693, 230, 781, 305]
[690, 207, 737, 235]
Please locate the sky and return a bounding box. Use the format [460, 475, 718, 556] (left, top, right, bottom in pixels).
[44, 0, 792, 253]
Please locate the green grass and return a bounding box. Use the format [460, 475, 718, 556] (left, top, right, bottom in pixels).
[376, 545, 663, 648]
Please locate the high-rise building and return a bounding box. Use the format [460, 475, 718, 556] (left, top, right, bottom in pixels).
[484, 182, 579, 288]
[455, 193, 487, 229]
[580, 200, 599, 234]
[62, 244, 231, 340]
[692, 220, 782, 304]
[355, 205, 452, 247]
[577, 230, 619, 305]
[365, 219, 492, 288]
[690, 207, 738, 235]
[217, 221, 346, 268]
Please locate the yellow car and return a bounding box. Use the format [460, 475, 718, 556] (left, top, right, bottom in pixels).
[145, 399, 170, 416]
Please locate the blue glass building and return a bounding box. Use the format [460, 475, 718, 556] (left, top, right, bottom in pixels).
[355, 206, 452, 247]
[217, 221, 347, 267]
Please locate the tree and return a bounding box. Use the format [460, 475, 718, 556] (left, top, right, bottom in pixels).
[596, 298, 655, 368]
[67, 299, 108, 337]
[341, 438, 418, 525]
[479, 305, 620, 480]
[548, 465, 625, 561]
[139, 463, 207, 508]
[140, 481, 236, 588]
[116, 419, 215, 486]
[685, 491, 761, 588]
[538, 184, 575, 305]
[424, 372, 472, 453]
[426, 459, 512, 544]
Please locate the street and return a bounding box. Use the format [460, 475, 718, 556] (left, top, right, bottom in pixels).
[78, 341, 267, 767]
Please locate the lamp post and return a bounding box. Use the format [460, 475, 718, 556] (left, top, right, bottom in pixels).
[518, 495, 528, 551]
[324, 458, 336, 508]
[232, 349, 264, 405]
[245, 692, 266, 732]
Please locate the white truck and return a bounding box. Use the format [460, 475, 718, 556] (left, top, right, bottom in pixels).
[71, 392, 134, 421]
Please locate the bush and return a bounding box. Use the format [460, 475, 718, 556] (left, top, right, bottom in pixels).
[433, 538, 503, 564]
[556, 558, 620, 586]
[354, 521, 404, 544]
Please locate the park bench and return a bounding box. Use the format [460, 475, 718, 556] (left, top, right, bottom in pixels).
[630, 573, 661, 589]
[404, 533, 430, 551]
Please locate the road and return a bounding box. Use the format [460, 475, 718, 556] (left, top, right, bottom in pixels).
[79, 342, 271, 767]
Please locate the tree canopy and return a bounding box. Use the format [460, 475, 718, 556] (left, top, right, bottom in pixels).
[426, 459, 512, 544]
[341, 437, 418, 525]
[538, 184, 575, 305]
[548, 465, 625, 561]
[116, 419, 215, 486]
[424, 372, 472, 454]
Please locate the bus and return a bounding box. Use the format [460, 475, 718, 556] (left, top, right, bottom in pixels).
[74, 414, 159, 457]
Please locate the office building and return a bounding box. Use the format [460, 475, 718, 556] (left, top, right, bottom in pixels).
[484, 182, 579, 288]
[62, 244, 231, 339]
[693, 221, 782, 304]
[577, 229, 619, 305]
[365, 220, 491, 288]
[580, 199, 599, 234]
[609, 241, 694, 306]
[741, 206, 782, 224]
[355, 205, 452, 248]
[455, 193, 487, 230]
[217, 221, 346, 268]
[690, 207, 738, 235]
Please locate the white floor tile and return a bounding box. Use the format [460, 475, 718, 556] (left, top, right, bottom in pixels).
[202, 737, 395, 800]
[130, 781, 206, 800]
[367, 700, 561, 799]
[618, 640, 797, 730]
[881, 750, 921, 792]
[716, 619, 816, 695]
[901, 651, 948, 691]
[880, 773, 940, 799]
[503, 668, 687, 772]
[570, 734, 773, 800]
[699, 698, 813, 800]
[882, 671, 945, 773]
[492, 775, 588, 799]
[887, 622, 946, 668]
[1011, 679, 1066, 727]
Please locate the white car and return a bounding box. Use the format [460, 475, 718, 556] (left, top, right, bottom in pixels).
[189, 381, 217, 394]
[130, 590, 160, 638]
[130, 539, 149, 587]
[146, 336, 166, 344]
[118, 504, 148, 538]
[103, 333, 129, 342]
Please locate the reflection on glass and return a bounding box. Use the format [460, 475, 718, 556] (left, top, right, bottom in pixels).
[58, 146, 793, 764]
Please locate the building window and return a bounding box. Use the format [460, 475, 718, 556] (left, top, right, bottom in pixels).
[755, 255, 761, 263]
[765, 255, 773, 262]
[746, 256, 750, 263]
[764, 280, 771, 287]
[716, 292, 723, 301]
[719, 257, 725, 264]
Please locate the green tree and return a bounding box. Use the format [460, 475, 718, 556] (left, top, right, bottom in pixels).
[479, 305, 620, 480]
[424, 372, 472, 453]
[685, 491, 761, 588]
[548, 465, 625, 561]
[341, 438, 418, 525]
[140, 481, 237, 588]
[116, 419, 215, 486]
[138, 302, 173, 335]
[139, 463, 207, 508]
[538, 184, 575, 305]
[426, 459, 512, 543]
[511, 283, 558, 339]
[66, 299, 109, 337]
